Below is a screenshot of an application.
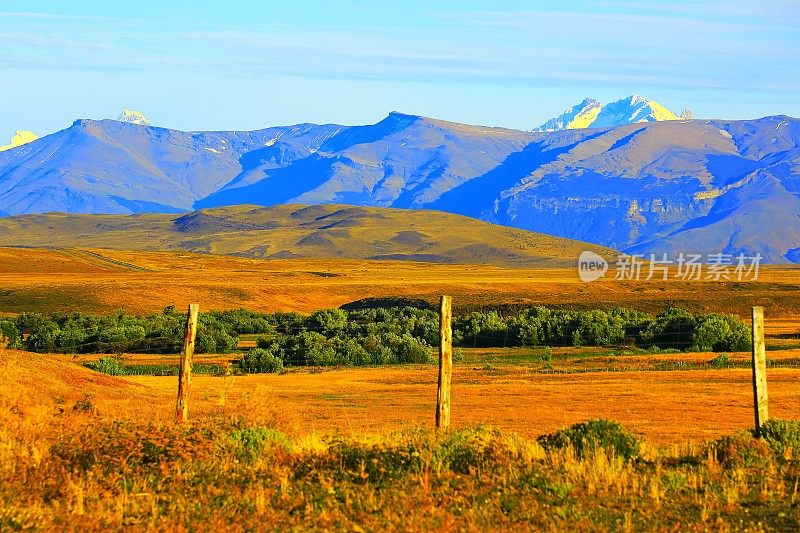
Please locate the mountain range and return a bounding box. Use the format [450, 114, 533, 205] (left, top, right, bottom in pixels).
[0, 98, 798, 263]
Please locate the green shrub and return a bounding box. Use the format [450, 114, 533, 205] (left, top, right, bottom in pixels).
[295, 331, 337, 366]
[454, 311, 508, 347]
[709, 354, 732, 368]
[538, 419, 640, 461]
[97, 325, 146, 344]
[533, 347, 553, 363]
[382, 333, 431, 364]
[571, 310, 625, 347]
[28, 321, 61, 352]
[0, 319, 21, 349]
[361, 334, 393, 364]
[240, 348, 284, 374]
[230, 427, 292, 461]
[86, 357, 126, 376]
[304, 439, 423, 485]
[433, 427, 525, 474]
[2, 305, 756, 366]
[710, 432, 772, 468]
[760, 419, 800, 456]
[256, 336, 277, 350]
[641, 307, 697, 350]
[308, 308, 348, 336]
[332, 337, 371, 365]
[693, 314, 751, 352]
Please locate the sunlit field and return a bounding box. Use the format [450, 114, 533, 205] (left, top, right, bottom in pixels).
[4, 344, 800, 530]
[3, 247, 800, 529]
[2, 247, 800, 324]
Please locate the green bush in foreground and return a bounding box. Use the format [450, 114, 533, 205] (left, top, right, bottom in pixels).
[710, 432, 772, 468]
[760, 419, 800, 456]
[230, 427, 292, 461]
[537, 419, 641, 461]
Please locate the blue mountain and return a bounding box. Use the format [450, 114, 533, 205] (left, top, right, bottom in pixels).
[1, 109, 798, 262]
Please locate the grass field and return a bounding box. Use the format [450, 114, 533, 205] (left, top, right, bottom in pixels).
[4, 346, 800, 530]
[2, 247, 800, 328]
[0, 204, 617, 267]
[3, 246, 800, 529]
[14, 344, 800, 445]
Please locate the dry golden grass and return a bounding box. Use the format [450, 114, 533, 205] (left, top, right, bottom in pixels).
[2, 247, 799, 338]
[0, 204, 616, 266]
[4, 344, 800, 529]
[2, 243, 800, 528]
[8, 348, 800, 446]
[131, 366, 800, 446]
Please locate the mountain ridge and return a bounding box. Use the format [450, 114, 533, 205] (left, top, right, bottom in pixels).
[533, 94, 680, 132]
[1, 111, 799, 263]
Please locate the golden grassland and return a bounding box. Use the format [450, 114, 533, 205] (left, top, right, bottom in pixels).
[3, 247, 800, 529]
[14, 347, 800, 445]
[2, 247, 800, 329]
[3, 347, 800, 530]
[0, 204, 616, 267]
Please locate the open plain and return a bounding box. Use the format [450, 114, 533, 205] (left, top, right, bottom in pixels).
[2, 244, 800, 443]
[2, 246, 800, 325]
[3, 246, 800, 529]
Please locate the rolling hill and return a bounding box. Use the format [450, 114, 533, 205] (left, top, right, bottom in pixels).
[0, 104, 799, 262]
[0, 204, 615, 267]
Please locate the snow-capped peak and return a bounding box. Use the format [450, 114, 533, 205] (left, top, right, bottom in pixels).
[628, 93, 646, 105]
[0, 130, 39, 152]
[117, 108, 151, 126]
[534, 95, 679, 132]
[533, 98, 603, 132]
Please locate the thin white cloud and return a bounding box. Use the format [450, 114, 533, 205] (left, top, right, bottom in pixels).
[0, 11, 108, 21]
[0, 3, 797, 97]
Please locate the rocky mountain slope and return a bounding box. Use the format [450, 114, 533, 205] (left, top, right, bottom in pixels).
[0, 110, 798, 262]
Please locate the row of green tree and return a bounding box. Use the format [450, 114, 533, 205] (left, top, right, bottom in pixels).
[0, 306, 751, 369]
[239, 306, 751, 372]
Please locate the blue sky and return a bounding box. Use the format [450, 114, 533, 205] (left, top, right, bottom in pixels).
[1, 0, 798, 140]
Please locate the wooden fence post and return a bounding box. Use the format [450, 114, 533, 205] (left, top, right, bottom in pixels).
[751, 306, 769, 437]
[436, 295, 452, 430]
[176, 303, 199, 424]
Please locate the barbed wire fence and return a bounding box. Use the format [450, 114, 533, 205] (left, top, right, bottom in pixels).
[4, 299, 781, 435]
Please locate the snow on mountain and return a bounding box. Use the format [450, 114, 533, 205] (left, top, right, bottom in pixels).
[117, 109, 151, 126]
[533, 98, 603, 132]
[534, 94, 679, 131]
[0, 130, 39, 152]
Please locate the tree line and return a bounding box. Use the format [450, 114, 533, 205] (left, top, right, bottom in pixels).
[0, 305, 751, 372]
